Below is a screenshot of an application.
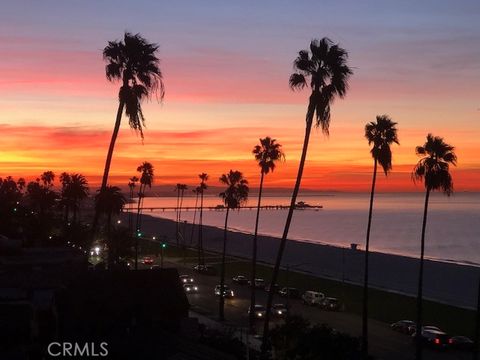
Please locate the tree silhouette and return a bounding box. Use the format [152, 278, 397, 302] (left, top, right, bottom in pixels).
[128, 176, 139, 232]
[92, 32, 164, 239]
[412, 134, 456, 360]
[134, 161, 154, 269]
[218, 170, 249, 321]
[362, 115, 399, 358]
[262, 38, 352, 355]
[95, 185, 126, 265]
[197, 173, 208, 265]
[249, 137, 284, 332]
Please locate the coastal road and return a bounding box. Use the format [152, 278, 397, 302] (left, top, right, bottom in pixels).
[154, 258, 472, 360]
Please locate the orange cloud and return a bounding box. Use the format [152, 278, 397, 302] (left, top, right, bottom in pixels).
[0, 123, 478, 192]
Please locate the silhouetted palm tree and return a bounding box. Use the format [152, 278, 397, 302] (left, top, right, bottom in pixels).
[412, 134, 456, 360]
[262, 38, 352, 355]
[128, 176, 139, 232]
[94, 185, 126, 264]
[60, 172, 72, 224]
[92, 32, 164, 238]
[249, 137, 284, 332]
[178, 183, 188, 246]
[68, 174, 89, 224]
[218, 170, 249, 321]
[135, 161, 154, 270]
[361, 115, 399, 358]
[174, 183, 188, 246]
[197, 173, 208, 265]
[100, 32, 164, 191]
[189, 186, 201, 246]
[40, 171, 55, 188]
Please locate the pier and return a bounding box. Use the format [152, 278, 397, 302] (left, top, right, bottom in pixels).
[131, 204, 323, 212]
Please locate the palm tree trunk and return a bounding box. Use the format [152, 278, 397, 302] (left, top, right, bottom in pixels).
[107, 212, 113, 267]
[198, 191, 205, 265]
[261, 96, 316, 356]
[362, 158, 378, 359]
[176, 188, 180, 246]
[91, 99, 125, 239]
[134, 184, 144, 270]
[219, 207, 230, 321]
[73, 206, 78, 225]
[415, 187, 431, 360]
[190, 193, 199, 246]
[249, 171, 265, 332]
[128, 188, 133, 232]
[64, 204, 70, 225]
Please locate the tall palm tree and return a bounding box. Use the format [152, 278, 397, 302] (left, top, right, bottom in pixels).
[189, 186, 201, 246]
[412, 134, 456, 360]
[361, 115, 399, 358]
[134, 161, 155, 270]
[261, 38, 352, 355]
[92, 32, 164, 238]
[249, 137, 284, 332]
[174, 183, 188, 246]
[100, 32, 164, 191]
[128, 176, 139, 232]
[218, 170, 249, 321]
[94, 186, 126, 265]
[178, 183, 188, 246]
[197, 173, 208, 265]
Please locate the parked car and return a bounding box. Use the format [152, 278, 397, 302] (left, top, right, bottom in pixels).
[279, 287, 301, 299]
[249, 278, 266, 289]
[321, 297, 339, 311]
[193, 264, 217, 275]
[408, 324, 442, 336]
[271, 304, 288, 317]
[232, 275, 249, 285]
[448, 336, 474, 351]
[301, 290, 325, 305]
[415, 329, 449, 349]
[248, 305, 266, 319]
[179, 275, 195, 283]
[183, 283, 199, 293]
[391, 320, 415, 334]
[214, 285, 234, 298]
[142, 256, 154, 265]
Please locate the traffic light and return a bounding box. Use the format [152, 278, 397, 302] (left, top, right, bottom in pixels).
[136, 230, 142, 238]
[161, 243, 167, 249]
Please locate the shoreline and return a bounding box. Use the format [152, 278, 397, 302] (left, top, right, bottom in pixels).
[129, 213, 480, 309]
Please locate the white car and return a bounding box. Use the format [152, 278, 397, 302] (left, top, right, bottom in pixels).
[302, 290, 325, 306]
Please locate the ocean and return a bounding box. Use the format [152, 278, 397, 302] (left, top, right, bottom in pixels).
[134, 192, 480, 266]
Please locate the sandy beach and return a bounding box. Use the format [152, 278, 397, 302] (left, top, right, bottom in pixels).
[132, 213, 480, 309]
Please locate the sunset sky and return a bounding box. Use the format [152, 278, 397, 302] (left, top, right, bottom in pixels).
[1, 1, 479, 192]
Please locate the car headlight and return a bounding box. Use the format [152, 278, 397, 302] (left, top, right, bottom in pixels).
[278, 311, 282, 314]
[194, 286, 198, 291]
[186, 288, 190, 291]
[258, 313, 262, 317]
